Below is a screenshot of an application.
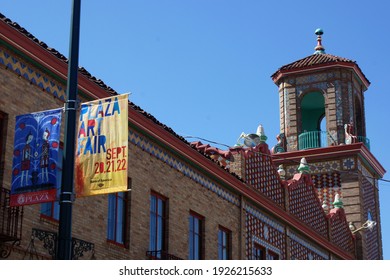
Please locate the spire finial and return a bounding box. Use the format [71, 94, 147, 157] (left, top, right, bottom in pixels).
[298, 157, 310, 174]
[333, 193, 344, 209]
[314, 28, 325, 54]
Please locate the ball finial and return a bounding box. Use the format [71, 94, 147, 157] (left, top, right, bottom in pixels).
[315, 28, 324, 36]
[314, 28, 325, 54]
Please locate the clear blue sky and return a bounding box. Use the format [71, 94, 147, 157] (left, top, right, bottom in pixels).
[2, 0, 389, 259]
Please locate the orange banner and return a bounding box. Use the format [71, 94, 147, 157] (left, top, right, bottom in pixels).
[76, 94, 128, 197]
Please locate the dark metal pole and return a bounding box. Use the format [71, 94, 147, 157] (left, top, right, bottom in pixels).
[56, 0, 81, 260]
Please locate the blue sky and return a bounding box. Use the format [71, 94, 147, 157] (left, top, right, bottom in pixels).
[2, 0, 390, 259]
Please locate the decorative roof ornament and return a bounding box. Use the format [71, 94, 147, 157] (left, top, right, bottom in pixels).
[271, 133, 287, 154]
[349, 222, 356, 231]
[298, 157, 310, 174]
[314, 28, 325, 54]
[277, 164, 286, 179]
[344, 123, 357, 144]
[235, 124, 267, 147]
[333, 193, 344, 209]
[256, 124, 268, 144]
[322, 200, 328, 211]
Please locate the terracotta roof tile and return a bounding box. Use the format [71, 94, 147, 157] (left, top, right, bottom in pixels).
[278, 53, 354, 70]
[271, 53, 370, 86]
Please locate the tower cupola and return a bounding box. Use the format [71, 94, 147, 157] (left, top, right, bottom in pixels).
[271, 29, 370, 152]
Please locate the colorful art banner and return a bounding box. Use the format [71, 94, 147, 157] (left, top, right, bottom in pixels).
[76, 94, 129, 197]
[11, 109, 62, 206]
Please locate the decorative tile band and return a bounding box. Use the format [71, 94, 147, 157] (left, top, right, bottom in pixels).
[128, 130, 240, 206]
[286, 159, 341, 177]
[0, 48, 66, 100]
[296, 81, 328, 97]
[245, 204, 285, 233]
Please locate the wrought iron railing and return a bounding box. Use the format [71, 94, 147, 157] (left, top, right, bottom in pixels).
[0, 186, 23, 258]
[24, 228, 95, 260]
[0, 186, 22, 241]
[298, 131, 370, 150]
[146, 250, 183, 260]
[357, 136, 370, 150]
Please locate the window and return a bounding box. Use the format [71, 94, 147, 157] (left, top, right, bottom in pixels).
[40, 146, 62, 221]
[218, 226, 231, 260]
[149, 192, 168, 258]
[107, 191, 128, 246]
[268, 250, 279, 260]
[253, 243, 266, 260]
[189, 211, 204, 260]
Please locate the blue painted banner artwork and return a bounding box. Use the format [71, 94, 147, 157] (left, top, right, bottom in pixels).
[10, 108, 62, 206]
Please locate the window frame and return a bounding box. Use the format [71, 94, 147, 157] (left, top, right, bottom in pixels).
[189, 211, 205, 260]
[267, 250, 280, 260]
[149, 191, 168, 259]
[253, 243, 266, 260]
[218, 226, 231, 260]
[107, 190, 129, 247]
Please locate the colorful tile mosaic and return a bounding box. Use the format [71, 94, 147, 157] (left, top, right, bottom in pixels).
[296, 73, 328, 85]
[362, 176, 380, 259]
[335, 80, 343, 126]
[358, 160, 375, 186]
[296, 81, 328, 97]
[128, 130, 240, 206]
[245, 205, 286, 260]
[286, 159, 341, 177]
[342, 157, 356, 170]
[288, 230, 329, 260]
[328, 209, 355, 254]
[348, 82, 354, 124]
[311, 172, 341, 210]
[0, 48, 67, 100]
[244, 150, 285, 207]
[288, 180, 328, 238]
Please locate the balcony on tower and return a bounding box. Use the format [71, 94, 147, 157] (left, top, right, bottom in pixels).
[298, 130, 370, 151]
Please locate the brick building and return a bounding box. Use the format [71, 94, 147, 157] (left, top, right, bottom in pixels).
[0, 16, 384, 260]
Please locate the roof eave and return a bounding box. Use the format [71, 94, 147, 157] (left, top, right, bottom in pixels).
[272, 62, 370, 90]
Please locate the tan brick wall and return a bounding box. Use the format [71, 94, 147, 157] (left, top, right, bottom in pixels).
[0, 48, 241, 260]
[127, 141, 241, 260]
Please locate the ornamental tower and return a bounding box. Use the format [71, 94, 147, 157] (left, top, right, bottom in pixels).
[271, 29, 386, 259]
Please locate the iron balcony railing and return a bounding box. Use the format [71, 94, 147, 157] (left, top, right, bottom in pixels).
[146, 250, 183, 260]
[298, 131, 370, 151]
[0, 186, 23, 243]
[357, 136, 371, 150]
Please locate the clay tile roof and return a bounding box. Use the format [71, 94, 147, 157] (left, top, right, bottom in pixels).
[271, 53, 370, 87]
[278, 53, 355, 71]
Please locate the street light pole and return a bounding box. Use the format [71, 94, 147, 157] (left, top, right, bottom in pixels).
[56, 0, 81, 260]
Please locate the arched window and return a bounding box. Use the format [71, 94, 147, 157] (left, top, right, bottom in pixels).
[300, 91, 325, 132]
[298, 92, 326, 149]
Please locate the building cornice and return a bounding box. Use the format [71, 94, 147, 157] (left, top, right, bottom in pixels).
[271, 143, 386, 178]
[272, 61, 370, 90]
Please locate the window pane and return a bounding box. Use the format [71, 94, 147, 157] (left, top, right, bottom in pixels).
[218, 229, 229, 260]
[107, 194, 116, 241]
[149, 193, 166, 258]
[189, 213, 203, 260]
[107, 192, 126, 244]
[116, 195, 124, 242]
